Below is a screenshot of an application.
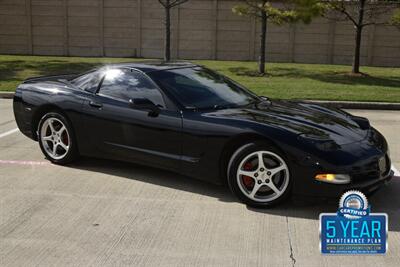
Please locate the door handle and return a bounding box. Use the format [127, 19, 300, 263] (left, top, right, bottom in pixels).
[89, 101, 103, 108]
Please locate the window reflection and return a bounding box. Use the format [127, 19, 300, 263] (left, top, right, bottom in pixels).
[149, 67, 257, 109]
[98, 69, 165, 107]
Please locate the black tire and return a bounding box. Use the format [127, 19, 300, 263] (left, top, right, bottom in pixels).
[227, 141, 292, 208]
[38, 112, 78, 164]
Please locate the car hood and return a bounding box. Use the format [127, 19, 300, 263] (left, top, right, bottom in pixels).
[206, 100, 369, 145]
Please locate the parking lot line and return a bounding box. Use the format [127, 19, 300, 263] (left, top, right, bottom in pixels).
[0, 128, 18, 138]
[0, 160, 50, 166]
[393, 165, 400, 177]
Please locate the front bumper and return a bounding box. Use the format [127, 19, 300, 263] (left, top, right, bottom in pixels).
[293, 169, 393, 199]
[290, 128, 393, 199]
[317, 169, 393, 198]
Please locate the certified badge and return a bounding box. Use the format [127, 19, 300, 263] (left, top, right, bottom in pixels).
[320, 190, 388, 254]
[338, 191, 370, 219]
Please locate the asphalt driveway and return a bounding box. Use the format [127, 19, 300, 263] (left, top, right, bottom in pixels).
[0, 99, 399, 267]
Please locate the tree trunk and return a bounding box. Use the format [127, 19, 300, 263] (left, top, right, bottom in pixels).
[164, 5, 171, 61]
[352, 26, 363, 74]
[259, 11, 267, 74]
[352, 0, 365, 74]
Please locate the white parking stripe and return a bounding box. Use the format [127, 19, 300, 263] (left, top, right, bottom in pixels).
[0, 128, 19, 138]
[0, 160, 49, 166]
[392, 165, 400, 177]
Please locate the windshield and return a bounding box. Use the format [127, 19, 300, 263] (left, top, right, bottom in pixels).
[148, 67, 259, 109]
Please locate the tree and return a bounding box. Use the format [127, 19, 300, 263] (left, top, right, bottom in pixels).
[391, 8, 400, 28]
[233, 0, 324, 74]
[324, 0, 400, 74]
[158, 0, 189, 61]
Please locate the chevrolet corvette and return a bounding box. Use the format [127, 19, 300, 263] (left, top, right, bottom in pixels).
[13, 62, 393, 207]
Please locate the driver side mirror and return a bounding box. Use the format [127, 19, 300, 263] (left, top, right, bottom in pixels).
[129, 98, 160, 117]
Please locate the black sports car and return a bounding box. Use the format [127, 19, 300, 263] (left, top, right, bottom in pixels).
[13, 61, 393, 207]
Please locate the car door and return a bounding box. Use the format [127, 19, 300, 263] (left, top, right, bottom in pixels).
[81, 68, 183, 170]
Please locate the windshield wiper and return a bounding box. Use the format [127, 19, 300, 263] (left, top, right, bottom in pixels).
[186, 103, 245, 111]
[186, 104, 231, 111]
[213, 103, 239, 110]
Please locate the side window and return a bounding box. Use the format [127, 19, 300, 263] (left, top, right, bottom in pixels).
[99, 69, 165, 107]
[72, 71, 102, 93]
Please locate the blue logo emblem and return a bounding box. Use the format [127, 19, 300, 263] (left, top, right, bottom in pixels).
[320, 190, 388, 254]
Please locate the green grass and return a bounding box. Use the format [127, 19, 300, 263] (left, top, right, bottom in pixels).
[1, 54, 400, 102]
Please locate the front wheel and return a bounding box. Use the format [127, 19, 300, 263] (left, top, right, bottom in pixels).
[227, 142, 292, 208]
[38, 112, 78, 164]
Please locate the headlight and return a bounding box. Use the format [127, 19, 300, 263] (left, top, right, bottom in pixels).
[297, 134, 340, 151]
[315, 174, 351, 184]
[297, 133, 331, 141]
[351, 116, 370, 130]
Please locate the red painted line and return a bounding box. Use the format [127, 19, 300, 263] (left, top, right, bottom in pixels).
[0, 160, 50, 166]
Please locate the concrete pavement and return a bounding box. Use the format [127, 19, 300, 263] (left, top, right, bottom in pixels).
[0, 99, 399, 267]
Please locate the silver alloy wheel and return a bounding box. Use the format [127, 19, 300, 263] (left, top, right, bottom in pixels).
[236, 151, 289, 202]
[40, 117, 70, 160]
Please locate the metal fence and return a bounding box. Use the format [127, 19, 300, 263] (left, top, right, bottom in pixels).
[0, 0, 399, 66]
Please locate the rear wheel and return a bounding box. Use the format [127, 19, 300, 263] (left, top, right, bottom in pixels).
[38, 112, 78, 164]
[227, 142, 292, 207]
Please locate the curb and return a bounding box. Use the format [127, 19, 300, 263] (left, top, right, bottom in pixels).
[1, 91, 400, 110]
[302, 100, 400, 110]
[0, 92, 14, 99]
